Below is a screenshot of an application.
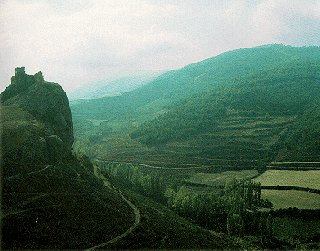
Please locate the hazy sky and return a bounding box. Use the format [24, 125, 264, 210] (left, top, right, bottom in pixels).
[1, 0, 320, 93]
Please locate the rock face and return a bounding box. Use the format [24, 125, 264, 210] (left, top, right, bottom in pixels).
[1, 67, 73, 172]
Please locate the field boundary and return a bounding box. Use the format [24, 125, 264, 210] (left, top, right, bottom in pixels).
[183, 181, 320, 195]
[266, 166, 320, 171]
[261, 185, 320, 194]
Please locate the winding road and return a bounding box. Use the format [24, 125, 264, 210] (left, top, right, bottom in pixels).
[5, 165, 52, 180]
[94, 158, 208, 170]
[86, 166, 141, 250]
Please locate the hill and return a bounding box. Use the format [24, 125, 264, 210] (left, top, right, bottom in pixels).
[131, 63, 320, 168]
[71, 44, 320, 168]
[0, 68, 134, 249]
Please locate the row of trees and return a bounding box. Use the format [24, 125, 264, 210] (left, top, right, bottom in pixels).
[99, 162, 273, 237]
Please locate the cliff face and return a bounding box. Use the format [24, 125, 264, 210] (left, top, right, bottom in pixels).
[1, 67, 73, 172]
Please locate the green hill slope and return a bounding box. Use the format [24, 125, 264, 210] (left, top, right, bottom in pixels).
[72, 44, 320, 169]
[1, 68, 134, 249]
[131, 63, 320, 168]
[71, 44, 320, 121]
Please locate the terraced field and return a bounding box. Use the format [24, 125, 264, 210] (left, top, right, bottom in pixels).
[78, 111, 296, 172]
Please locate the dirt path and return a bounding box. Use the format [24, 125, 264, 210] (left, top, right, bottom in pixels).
[139, 163, 205, 170]
[86, 166, 141, 250]
[1, 204, 62, 218]
[271, 161, 320, 164]
[5, 165, 52, 180]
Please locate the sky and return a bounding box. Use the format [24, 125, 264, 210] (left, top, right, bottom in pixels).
[1, 0, 320, 93]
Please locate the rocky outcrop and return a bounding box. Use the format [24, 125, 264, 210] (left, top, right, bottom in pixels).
[1, 67, 73, 173]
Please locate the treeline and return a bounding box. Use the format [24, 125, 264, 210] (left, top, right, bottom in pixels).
[100, 162, 170, 202]
[98, 162, 272, 237]
[97, 162, 320, 247]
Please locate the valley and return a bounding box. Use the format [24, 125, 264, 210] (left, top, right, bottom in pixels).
[3, 0, 320, 249]
[71, 44, 320, 249]
[2, 44, 320, 250]
[86, 166, 141, 250]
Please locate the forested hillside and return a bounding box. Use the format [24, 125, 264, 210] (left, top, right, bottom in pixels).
[71, 44, 320, 121]
[72, 44, 320, 168]
[131, 63, 320, 167]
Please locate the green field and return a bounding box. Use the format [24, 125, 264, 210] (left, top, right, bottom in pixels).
[254, 170, 320, 189]
[261, 190, 320, 209]
[186, 169, 259, 186]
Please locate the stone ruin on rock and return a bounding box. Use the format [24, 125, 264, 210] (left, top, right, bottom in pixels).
[1, 67, 73, 173]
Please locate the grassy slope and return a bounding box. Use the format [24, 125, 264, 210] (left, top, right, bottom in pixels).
[1, 155, 134, 249]
[131, 65, 320, 168]
[253, 169, 320, 210]
[254, 170, 320, 189]
[1, 97, 232, 250]
[260, 190, 320, 209]
[186, 169, 259, 186]
[0, 105, 133, 249]
[101, 187, 234, 250]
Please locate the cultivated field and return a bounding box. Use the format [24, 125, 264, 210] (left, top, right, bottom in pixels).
[254, 170, 320, 190]
[261, 190, 320, 209]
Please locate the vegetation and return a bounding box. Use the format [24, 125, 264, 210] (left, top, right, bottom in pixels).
[186, 170, 259, 186]
[131, 64, 320, 169]
[72, 44, 320, 170]
[2, 154, 134, 249]
[98, 162, 272, 237]
[254, 170, 320, 190]
[103, 187, 234, 250]
[272, 215, 320, 249]
[260, 190, 320, 209]
[69, 45, 320, 249]
[4, 45, 320, 249]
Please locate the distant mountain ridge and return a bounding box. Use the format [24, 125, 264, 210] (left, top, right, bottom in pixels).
[72, 44, 320, 119]
[69, 72, 161, 100]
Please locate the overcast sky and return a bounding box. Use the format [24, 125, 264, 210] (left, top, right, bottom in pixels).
[1, 0, 320, 93]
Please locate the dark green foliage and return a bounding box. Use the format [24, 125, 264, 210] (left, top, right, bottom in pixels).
[104, 188, 233, 250]
[277, 98, 320, 161]
[1, 68, 135, 250]
[1, 154, 133, 249]
[132, 63, 320, 143]
[67, 45, 320, 249]
[99, 161, 269, 236]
